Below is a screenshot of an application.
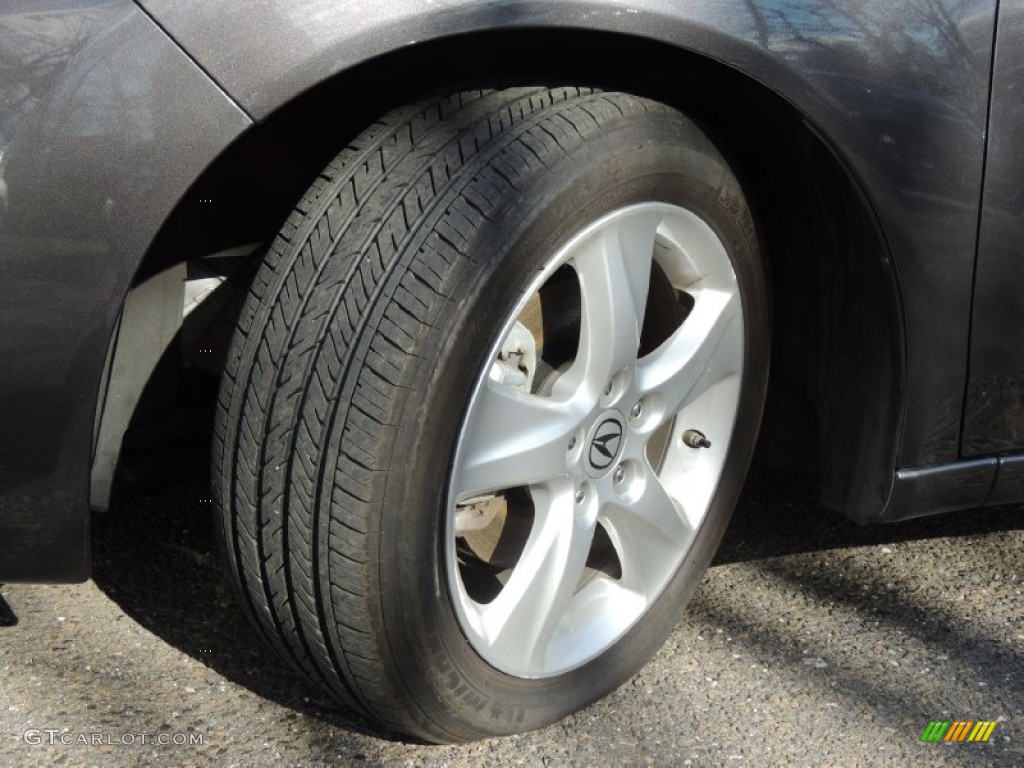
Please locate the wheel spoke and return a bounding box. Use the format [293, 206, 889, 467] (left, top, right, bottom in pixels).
[453, 379, 584, 498]
[478, 480, 597, 672]
[636, 289, 740, 420]
[569, 210, 663, 388]
[447, 202, 748, 679]
[600, 470, 691, 596]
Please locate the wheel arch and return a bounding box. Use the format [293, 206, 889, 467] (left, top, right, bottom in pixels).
[104, 27, 905, 522]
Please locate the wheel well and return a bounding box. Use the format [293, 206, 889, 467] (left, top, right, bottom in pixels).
[124, 28, 903, 522]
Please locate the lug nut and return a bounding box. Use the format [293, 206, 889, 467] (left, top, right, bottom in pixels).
[604, 380, 614, 396]
[630, 402, 643, 419]
[568, 436, 576, 451]
[682, 429, 712, 449]
[575, 488, 586, 505]
[613, 466, 626, 485]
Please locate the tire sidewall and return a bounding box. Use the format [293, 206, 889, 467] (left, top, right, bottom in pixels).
[378, 117, 768, 739]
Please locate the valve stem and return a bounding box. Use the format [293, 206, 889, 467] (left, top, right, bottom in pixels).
[682, 429, 712, 449]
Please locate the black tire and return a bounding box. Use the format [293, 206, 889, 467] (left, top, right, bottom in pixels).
[214, 87, 768, 742]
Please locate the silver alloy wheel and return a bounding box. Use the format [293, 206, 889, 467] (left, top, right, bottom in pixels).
[446, 202, 745, 678]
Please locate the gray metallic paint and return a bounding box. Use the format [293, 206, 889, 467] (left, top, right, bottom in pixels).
[140, 0, 996, 469]
[0, 0, 249, 581]
[964, 1, 1024, 457]
[0, 0, 1018, 580]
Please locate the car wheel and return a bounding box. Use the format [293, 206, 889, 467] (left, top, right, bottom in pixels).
[214, 87, 768, 742]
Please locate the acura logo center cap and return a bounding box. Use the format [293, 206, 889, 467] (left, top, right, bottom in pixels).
[586, 412, 625, 478]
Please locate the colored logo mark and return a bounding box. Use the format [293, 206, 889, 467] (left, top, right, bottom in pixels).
[920, 720, 997, 743]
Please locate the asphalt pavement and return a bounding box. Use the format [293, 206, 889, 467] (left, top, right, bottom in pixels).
[2, 466, 1022, 767]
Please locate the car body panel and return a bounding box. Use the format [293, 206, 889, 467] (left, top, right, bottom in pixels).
[963, 1, 1024, 457]
[140, 0, 996, 470]
[0, 0, 249, 581]
[0, 0, 1014, 581]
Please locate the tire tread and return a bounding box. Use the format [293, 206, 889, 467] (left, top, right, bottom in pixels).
[214, 88, 703, 739]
